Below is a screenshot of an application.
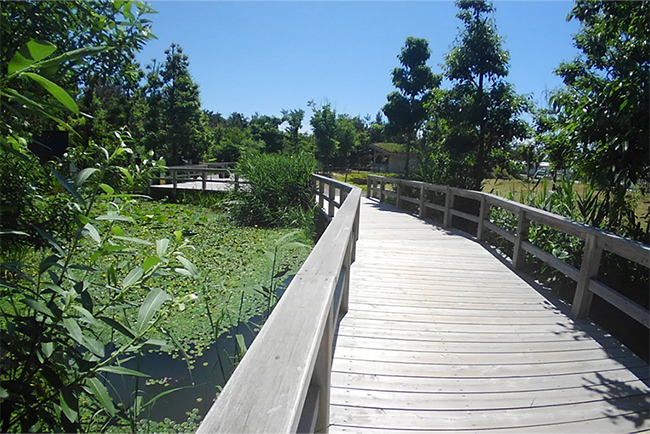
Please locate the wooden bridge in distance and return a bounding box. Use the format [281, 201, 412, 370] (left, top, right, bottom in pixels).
[196, 174, 649, 433]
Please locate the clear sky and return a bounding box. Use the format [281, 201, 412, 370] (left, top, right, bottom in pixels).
[136, 1, 581, 122]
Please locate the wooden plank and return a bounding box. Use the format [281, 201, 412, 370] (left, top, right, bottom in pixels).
[522, 240, 581, 282]
[329, 401, 650, 431]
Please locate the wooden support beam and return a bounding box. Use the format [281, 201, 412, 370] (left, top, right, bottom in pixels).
[513, 208, 530, 270]
[573, 234, 602, 318]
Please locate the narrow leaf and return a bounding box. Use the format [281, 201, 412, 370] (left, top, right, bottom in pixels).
[34, 227, 65, 256]
[112, 235, 153, 245]
[136, 289, 171, 335]
[59, 391, 78, 423]
[85, 378, 116, 417]
[63, 318, 83, 345]
[176, 256, 199, 278]
[22, 298, 54, 317]
[156, 238, 169, 257]
[51, 169, 85, 204]
[97, 316, 135, 339]
[81, 336, 104, 358]
[23, 72, 79, 115]
[8, 40, 57, 74]
[122, 266, 143, 289]
[98, 366, 149, 378]
[99, 183, 114, 195]
[83, 223, 101, 245]
[74, 167, 99, 187]
[96, 214, 133, 223]
[111, 225, 125, 236]
[143, 256, 162, 272]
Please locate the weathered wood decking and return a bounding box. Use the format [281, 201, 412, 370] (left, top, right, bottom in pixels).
[330, 197, 649, 432]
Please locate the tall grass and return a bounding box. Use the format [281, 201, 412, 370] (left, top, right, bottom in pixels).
[234, 152, 317, 228]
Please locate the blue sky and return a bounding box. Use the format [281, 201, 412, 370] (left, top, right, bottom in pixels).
[137, 1, 581, 122]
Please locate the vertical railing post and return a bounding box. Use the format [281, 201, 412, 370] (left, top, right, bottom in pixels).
[202, 170, 207, 191]
[443, 187, 453, 228]
[341, 188, 348, 205]
[366, 177, 371, 198]
[328, 183, 335, 217]
[351, 200, 360, 263]
[573, 233, 602, 318]
[311, 304, 333, 433]
[318, 179, 325, 209]
[477, 195, 488, 242]
[418, 184, 426, 218]
[396, 181, 402, 209]
[172, 169, 178, 193]
[380, 178, 385, 203]
[340, 239, 352, 315]
[234, 173, 240, 192]
[512, 209, 530, 270]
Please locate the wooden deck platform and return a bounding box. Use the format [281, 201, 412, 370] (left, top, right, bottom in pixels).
[330, 197, 650, 432]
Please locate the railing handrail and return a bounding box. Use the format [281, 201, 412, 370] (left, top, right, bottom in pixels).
[197, 175, 361, 433]
[366, 174, 650, 328]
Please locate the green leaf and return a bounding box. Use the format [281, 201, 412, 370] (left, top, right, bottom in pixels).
[34, 227, 65, 256]
[99, 183, 115, 195]
[59, 391, 78, 423]
[74, 168, 99, 187]
[98, 366, 150, 378]
[96, 214, 133, 223]
[156, 238, 169, 257]
[39, 254, 61, 274]
[142, 385, 195, 409]
[8, 40, 57, 74]
[41, 342, 54, 358]
[0, 229, 29, 236]
[143, 256, 162, 272]
[97, 316, 135, 339]
[0, 387, 8, 399]
[111, 225, 125, 236]
[176, 256, 199, 278]
[122, 266, 143, 289]
[35, 46, 107, 71]
[112, 235, 153, 245]
[51, 169, 85, 204]
[22, 298, 54, 318]
[81, 336, 105, 357]
[63, 318, 84, 345]
[23, 72, 79, 115]
[136, 289, 171, 335]
[84, 377, 116, 417]
[83, 223, 101, 245]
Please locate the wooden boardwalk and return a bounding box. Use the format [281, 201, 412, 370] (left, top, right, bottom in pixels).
[330, 197, 650, 432]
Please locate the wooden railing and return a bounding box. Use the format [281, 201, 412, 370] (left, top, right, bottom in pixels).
[197, 175, 361, 433]
[151, 163, 242, 193]
[367, 175, 650, 328]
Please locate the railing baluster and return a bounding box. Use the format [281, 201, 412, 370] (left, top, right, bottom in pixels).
[513, 209, 530, 270]
[443, 187, 453, 228]
[573, 233, 602, 318]
[419, 184, 426, 218]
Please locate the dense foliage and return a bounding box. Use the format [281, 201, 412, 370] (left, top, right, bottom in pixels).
[234, 152, 317, 228]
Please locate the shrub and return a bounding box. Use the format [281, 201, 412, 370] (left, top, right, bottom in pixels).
[234, 152, 316, 228]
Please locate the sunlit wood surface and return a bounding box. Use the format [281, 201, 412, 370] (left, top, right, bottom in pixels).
[329, 197, 650, 432]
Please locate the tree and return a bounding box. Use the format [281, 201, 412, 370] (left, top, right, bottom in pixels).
[309, 101, 339, 168]
[551, 0, 649, 230]
[281, 108, 306, 154]
[143, 44, 212, 165]
[250, 114, 284, 153]
[438, 0, 530, 190]
[383, 37, 441, 176]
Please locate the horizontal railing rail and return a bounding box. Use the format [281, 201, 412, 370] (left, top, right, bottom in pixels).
[197, 175, 361, 433]
[151, 165, 244, 193]
[367, 175, 650, 329]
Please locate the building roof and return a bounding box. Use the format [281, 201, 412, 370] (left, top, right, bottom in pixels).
[370, 142, 407, 154]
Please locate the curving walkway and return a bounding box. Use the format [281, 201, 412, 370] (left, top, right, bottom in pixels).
[329, 197, 649, 432]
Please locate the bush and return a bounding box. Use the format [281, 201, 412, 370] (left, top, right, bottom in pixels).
[234, 152, 316, 228]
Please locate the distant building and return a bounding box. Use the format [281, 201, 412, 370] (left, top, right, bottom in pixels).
[370, 142, 417, 174]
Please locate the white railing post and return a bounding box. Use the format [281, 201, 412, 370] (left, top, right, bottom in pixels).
[319, 179, 325, 209]
[513, 209, 530, 270]
[419, 184, 426, 218]
[443, 187, 453, 228]
[396, 181, 402, 209]
[477, 195, 488, 243]
[573, 233, 602, 318]
[380, 178, 385, 202]
[172, 169, 177, 193]
[202, 170, 207, 191]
